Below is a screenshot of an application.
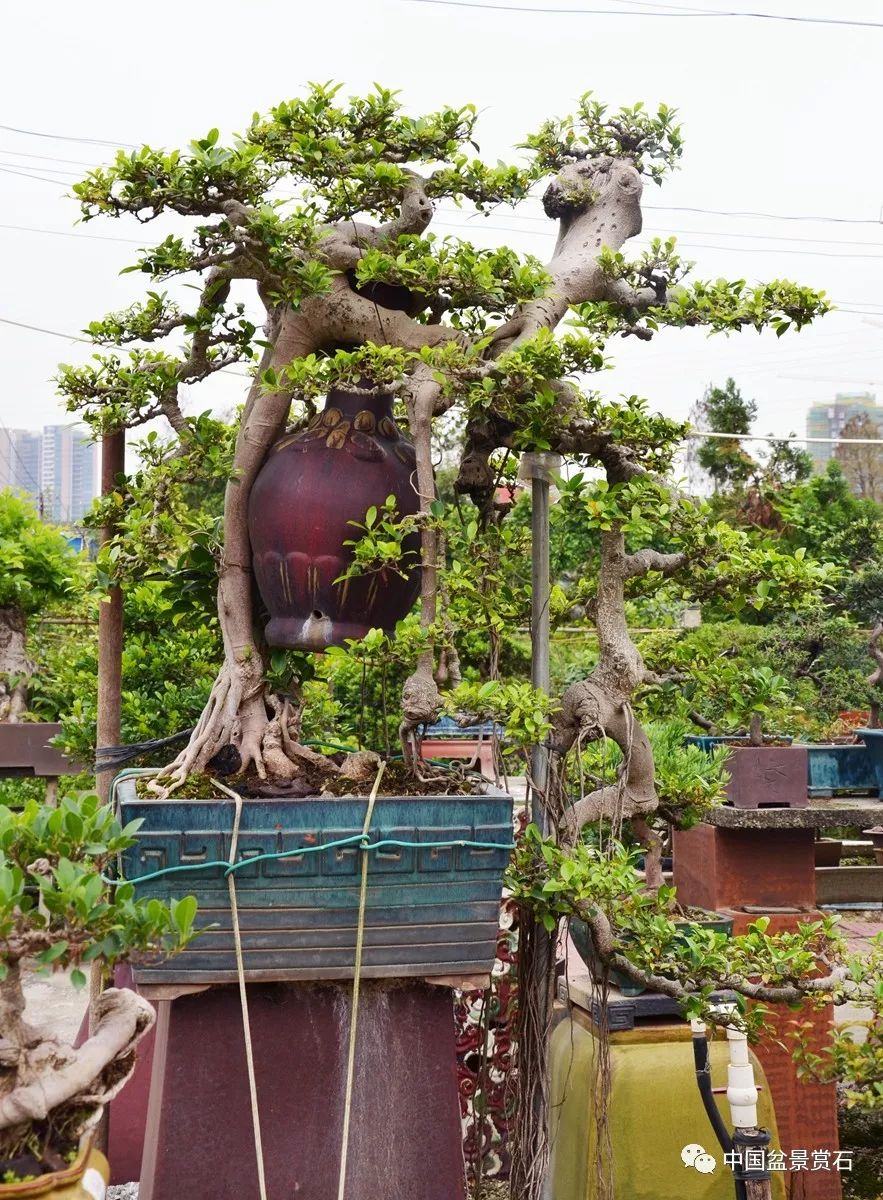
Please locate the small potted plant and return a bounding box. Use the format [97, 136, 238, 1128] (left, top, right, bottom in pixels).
[0, 793, 196, 1193]
[687, 664, 810, 809]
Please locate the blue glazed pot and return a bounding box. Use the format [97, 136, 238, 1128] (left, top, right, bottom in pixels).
[117, 777, 513, 985]
[857, 729, 883, 793]
[806, 743, 877, 797]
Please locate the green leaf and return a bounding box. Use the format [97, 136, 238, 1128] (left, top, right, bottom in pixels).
[37, 940, 69, 965]
[70, 968, 88, 989]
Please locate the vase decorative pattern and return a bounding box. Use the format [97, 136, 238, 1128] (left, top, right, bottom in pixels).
[248, 387, 421, 650]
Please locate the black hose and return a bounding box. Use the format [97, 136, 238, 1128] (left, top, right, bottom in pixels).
[692, 1030, 747, 1200]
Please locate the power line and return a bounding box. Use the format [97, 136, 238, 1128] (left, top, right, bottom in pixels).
[436, 216, 883, 258]
[0, 222, 144, 245]
[0, 123, 135, 149]
[0, 147, 100, 168]
[440, 202, 883, 235]
[0, 164, 72, 186]
[644, 204, 883, 225]
[0, 315, 254, 378]
[0, 316, 88, 342]
[402, 0, 883, 26]
[0, 158, 81, 179]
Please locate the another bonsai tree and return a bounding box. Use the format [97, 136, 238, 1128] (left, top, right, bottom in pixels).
[0, 491, 78, 723]
[0, 794, 196, 1179]
[696, 662, 796, 746]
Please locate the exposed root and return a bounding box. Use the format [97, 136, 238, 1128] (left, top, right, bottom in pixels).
[149, 670, 344, 797]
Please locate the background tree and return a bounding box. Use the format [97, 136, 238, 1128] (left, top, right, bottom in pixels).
[836, 412, 883, 501]
[0, 491, 79, 722]
[695, 377, 757, 492]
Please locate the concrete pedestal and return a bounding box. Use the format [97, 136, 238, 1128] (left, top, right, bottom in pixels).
[674, 810, 849, 1200]
[138, 980, 466, 1200]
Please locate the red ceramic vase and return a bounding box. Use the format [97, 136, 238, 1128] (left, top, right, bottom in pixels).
[248, 387, 422, 650]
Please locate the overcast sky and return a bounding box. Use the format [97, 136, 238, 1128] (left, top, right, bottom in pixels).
[2, 0, 882, 450]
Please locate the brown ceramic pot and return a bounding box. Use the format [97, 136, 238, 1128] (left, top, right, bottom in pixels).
[248, 387, 421, 650]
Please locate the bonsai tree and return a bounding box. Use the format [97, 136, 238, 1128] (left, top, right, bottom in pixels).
[0, 793, 195, 1180]
[0, 492, 78, 723]
[696, 662, 796, 745]
[55, 89, 847, 1199]
[56, 84, 830, 800]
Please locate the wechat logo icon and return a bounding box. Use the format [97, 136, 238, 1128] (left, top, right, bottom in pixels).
[682, 1143, 717, 1174]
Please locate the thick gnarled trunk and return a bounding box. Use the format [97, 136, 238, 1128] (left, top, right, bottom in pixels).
[0, 962, 154, 1159]
[0, 608, 30, 723]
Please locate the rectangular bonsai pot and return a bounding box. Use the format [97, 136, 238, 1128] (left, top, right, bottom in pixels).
[806, 744, 877, 798]
[685, 736, 808, 808]
[723, 745, 809, 809]
[117, 778, 513, 985]
[857, 729, 883, 794]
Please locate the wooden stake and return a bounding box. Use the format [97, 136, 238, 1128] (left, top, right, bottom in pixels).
[96, 430, 125, 805]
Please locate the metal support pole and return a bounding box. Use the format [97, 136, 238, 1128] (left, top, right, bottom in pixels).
[521, 451, 559, 832]
[96, 430, 125, 806]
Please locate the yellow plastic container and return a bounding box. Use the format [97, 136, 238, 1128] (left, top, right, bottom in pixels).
[548, 1012, 786, 1200]
[0, 1145, 109, 1199]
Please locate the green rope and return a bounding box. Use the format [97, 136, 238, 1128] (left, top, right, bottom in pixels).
[108, 834, 514, 888]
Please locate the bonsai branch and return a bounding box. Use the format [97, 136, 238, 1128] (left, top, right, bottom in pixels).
[579, 904, 849, 1009]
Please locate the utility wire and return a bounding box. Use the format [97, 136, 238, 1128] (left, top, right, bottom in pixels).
[402, 0, 883, 27]
[441, 205, 883, 247]
[0, 164, 73, 186]
[0, 147, 100, 168]
[0, 316, 88, 342]
[435, 217, 883, 259]
[688, 430, 883, 446]
[0, 123, 135, 148]
[3, 142, 879, 229]
[0, 222, 144, 245]
[0, 159, 81, 179]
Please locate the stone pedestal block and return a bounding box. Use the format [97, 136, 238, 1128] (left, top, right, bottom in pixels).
[139, 980, 466, 1200]
[673, 822, 816, 910]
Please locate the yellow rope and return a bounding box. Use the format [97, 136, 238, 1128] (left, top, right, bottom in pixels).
[337, 761, 386, 1200]
[213, 778, 269, 1200]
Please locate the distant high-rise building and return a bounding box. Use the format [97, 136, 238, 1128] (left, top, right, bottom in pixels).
[0, 424, 98, 522]
[806, 392, 879, 472]
[0, 428, 41, 504]
[41, 425, 99, 522]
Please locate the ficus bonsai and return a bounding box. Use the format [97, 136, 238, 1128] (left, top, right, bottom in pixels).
[57, 83, 829, 803]
[0, 793, 196, 1180]
[56, 86, 843, 1199]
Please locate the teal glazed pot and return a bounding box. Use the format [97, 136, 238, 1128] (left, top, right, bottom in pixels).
[117, 778, 513, 985]
[857, 729, 883, 793]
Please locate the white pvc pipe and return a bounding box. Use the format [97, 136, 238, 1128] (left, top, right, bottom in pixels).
[725, 1025, 760, 1129]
